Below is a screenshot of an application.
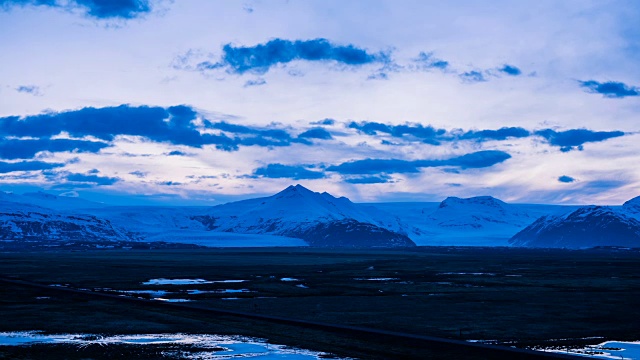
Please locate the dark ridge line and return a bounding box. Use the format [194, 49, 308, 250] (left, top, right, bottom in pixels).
[0, 276, 580, 359]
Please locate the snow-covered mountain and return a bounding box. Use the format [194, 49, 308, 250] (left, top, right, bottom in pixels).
[187, 185, 415, 247]
[0, 200, 134, 243]
[0, 185, 415, 248]
[373, 196, 570, 246]
[510, 200, 640, 248]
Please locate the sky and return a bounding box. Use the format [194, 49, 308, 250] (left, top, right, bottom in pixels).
[0, 0, 639, 205]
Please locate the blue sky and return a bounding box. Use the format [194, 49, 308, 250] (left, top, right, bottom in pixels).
[0, 0, 639, 205]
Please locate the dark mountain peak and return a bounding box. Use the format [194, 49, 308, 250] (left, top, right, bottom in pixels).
[277, 184, 315, 196]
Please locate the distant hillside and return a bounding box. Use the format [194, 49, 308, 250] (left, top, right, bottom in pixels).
[510, 201, 640, 248]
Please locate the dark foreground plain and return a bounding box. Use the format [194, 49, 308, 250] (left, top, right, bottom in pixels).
[1, 247, 638, 359]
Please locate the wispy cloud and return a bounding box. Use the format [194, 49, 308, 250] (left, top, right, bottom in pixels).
[412, 52, 449, 71]
[15, 84, 42, 96]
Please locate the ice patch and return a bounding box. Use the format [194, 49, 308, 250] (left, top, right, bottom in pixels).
[152, 298, 191, 302]
[280, 278, 299, 282]
[536, 341, 640, 360]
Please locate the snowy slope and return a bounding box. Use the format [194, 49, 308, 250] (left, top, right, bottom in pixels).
[188, 185, 415, 247]
[372, 197, 572, 246]
[510, 201, 640, 248]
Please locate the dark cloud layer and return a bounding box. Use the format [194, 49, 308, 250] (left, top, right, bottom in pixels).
[460, 127, 530, 141]
[0, 138, 108, 160]
[326, 150, 511, 175]
[298, 128, 333, 140]
[535, 129, 625, 152]
[579, 80, 639, 98]
[0, 160, 64, 173]
[344, 174, 393, 184]
[0, 105, 300, 153]
[253, 164, 325, 180]
[0, 0, 152, 19]
[348, 121, 446, 145]
[349, 120, 624, 151]
[65, 172, 119, 185]
[201, 38, 388, 74]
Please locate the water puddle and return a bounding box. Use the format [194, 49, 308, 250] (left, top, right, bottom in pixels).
[142, 279, 247, 285]
[0, 331, 343, 359]
[187, 289, 252, 295]
[354, 278, 399, 281]
[437, 272, 496, 276]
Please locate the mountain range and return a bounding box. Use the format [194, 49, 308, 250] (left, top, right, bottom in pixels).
[1, 185, 639, 249]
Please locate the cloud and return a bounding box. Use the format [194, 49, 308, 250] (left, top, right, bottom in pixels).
[327, 150, 511, 175]
[310, 118, 336, 126]
[0, 160, 64, 173]
[413, 52, 449, 71]
[498, 64, 522, 76]
[0, 138, 108, 159]
[344, 174, 393, 184]
[460, 127, 530, 141]
[65, 172, 119, 185]
[459, 70, 487, 83]
[252, 163, 325, 180]
[348, 121, 625, 151]
[0, 0, 153, 19]
[298, 128, 333, 140]
[208, 38, 389, 74]
[348, 121, 445, 145]
[15, 85, 42, 96]
[129, 170, 146, 178]
[534, 129, 625, 152]
[558, 175, 575, 183]
[167, 150, 186, 156]
[0, 105, 302, 152]
[579, 80, 639, 98]
[244, 78, 266, 87]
